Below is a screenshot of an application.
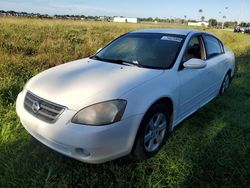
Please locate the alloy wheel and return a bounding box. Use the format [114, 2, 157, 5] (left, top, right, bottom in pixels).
[222, 74, 230, 93]
[144, 113, 167, 152]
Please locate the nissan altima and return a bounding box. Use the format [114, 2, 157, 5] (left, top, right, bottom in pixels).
[16, 29, 236, 163]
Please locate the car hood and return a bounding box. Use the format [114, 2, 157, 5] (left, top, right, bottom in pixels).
[25, 58, 163, 110]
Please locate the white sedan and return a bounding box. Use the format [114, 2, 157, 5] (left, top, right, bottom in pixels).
[16, 29, 236, 163]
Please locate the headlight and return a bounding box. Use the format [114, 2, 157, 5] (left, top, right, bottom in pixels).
[72, 100, 127, 125]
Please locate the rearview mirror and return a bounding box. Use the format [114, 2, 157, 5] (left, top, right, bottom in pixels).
[183, 58, 206, 69]
[96, 48, 102, 53]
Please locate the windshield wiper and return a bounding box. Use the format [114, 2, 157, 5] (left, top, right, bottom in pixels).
[109, 59, 142, 67]
[90, 55, 103, 61]
[90, 56, 142, 67]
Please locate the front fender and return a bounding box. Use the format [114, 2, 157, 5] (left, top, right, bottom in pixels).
[120, 70, 179, 123]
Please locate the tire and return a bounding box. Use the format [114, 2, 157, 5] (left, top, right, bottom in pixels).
[220, 72, 231, 94]
[131, 104, 171, 160]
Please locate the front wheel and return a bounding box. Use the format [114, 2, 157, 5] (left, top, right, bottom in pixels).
[131, 104, 170, 160]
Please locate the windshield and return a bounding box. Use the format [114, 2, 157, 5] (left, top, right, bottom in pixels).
[92, 33, 185, 69]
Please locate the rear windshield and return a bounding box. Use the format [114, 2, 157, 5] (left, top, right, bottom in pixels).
[96, 33, 185, 69]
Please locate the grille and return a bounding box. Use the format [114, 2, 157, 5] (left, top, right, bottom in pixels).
[24, 91, 66, 123]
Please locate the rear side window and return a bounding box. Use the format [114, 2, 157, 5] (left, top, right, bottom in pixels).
[203, 35, 223, 59]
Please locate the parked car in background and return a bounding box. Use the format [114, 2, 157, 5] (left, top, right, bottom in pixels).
[244, 27, 250, 34]
[16, 29, 236, 163]
[234, 26, 250, 34]
[234, 26, 242, 33]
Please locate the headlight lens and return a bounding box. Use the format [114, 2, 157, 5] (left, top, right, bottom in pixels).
[72, 100, 127, 125]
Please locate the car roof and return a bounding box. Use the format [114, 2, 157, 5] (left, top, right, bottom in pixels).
[130, 28, 200, 36]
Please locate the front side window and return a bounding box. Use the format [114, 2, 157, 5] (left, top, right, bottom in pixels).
[203, 35, 223, 59]
[183, 36, 206, 62]
[93, 33, 185, 69]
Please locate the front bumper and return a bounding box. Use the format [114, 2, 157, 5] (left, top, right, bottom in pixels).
[16, 90, 143, 163]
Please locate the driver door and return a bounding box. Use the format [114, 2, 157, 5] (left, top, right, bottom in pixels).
[177, 35, 212, 121]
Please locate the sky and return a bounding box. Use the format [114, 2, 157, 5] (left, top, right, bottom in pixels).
[0, 0, 249, 22]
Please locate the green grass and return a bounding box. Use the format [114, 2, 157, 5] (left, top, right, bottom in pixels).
[0, 17, 250, 187]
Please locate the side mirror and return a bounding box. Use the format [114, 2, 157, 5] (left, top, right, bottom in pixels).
[96, 48, 102, 53]
[183, 58, 206, 69]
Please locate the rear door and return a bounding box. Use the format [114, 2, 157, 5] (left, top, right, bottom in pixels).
[202, 34, 227, 94]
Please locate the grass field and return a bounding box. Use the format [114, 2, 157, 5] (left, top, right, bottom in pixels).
[0, 17, 250, 187]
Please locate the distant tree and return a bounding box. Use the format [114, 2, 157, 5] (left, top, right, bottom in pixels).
[188, 19, 197, 22]
[224, 21, 237, 28]
[201, 16, 205, 21]
[9, 10, 16, 14]
[239, 22, 247, 27]
[208, 19, 217, 27]
[148, 17, 153, 22]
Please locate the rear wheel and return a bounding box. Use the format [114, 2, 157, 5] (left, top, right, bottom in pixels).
[132, 104, 170, 160]
[220, 72, 231, 94]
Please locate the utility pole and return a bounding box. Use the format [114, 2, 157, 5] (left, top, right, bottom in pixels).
[217, 11, 222, 28]
[239, 0, 245, 25]
[222, 16, 226, 29]
[222, 7, 228, 29]
[198, 9, 203, 21]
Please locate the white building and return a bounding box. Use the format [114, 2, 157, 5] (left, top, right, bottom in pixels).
[188, 21, 209, 27]
[113, 17, 138, 23]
